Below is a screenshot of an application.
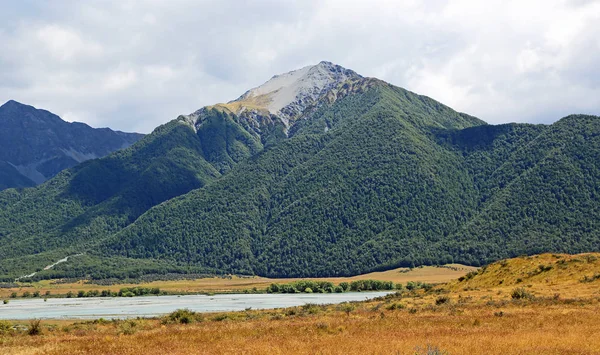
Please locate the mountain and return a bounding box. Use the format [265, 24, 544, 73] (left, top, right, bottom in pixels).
[0, 100, 143, 190]
[0, 62, 599, 281]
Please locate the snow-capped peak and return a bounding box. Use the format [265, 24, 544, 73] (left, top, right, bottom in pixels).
[230, 61, 361, 124]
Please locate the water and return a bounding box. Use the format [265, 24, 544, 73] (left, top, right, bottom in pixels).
[0, 292, 391, 320]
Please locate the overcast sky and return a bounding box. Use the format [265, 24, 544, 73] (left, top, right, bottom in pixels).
[1, 0, 599, 133]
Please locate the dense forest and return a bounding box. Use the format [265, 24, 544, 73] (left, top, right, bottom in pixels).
[0, 77, 598, 281]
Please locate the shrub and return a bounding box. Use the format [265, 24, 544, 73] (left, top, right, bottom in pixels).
[33, 291, 40, 298]
[2, 299, 8, 305]
[118, 320, 137, 335]
[435, 296, 450, 305]
[302, 303, 321, 315]
[304, 288, 313, 293]
[386, 303, 405, 311]
[406, 281, 418, 290]
[22, 291, 31, 298]
[580, 273, 600, 283]
[28, 319, 42, 336]
[464, 271, 478, 280]
[9, 292, 17, 298]
[0, 320, 12, 335]
[285, 308, 297, 316]
[164, 309, 203, 324]
[212, 314, 229, 321]
[511, 287, 533, 300]
[339, 302, 355, 316]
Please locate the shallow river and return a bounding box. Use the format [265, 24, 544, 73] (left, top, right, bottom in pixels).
[0, 292, 391, 320]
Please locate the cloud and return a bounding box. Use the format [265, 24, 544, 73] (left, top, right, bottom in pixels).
[36, 24, 103, 62]
[0, 0, 599, 133]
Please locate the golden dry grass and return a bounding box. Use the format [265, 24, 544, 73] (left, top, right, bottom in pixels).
[2, 254, 600, 354]
[2, 299, 600, 354]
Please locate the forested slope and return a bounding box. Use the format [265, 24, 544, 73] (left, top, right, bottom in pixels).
[1, 71, 599, 280]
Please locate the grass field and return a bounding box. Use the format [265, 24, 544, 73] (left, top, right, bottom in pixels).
[1, 254, 600, 354]
[0, 264, 476, 298]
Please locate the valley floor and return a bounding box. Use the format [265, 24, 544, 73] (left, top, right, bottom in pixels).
[1, 254, 599, 354]
[0, 264, 475, 298]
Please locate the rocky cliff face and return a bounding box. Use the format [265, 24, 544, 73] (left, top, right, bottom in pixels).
[232, 61, 362, 125]
[189, 61, 364, 138]
[0, 100, 143, 189]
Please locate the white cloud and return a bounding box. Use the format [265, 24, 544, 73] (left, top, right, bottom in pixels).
[36, 24, 103, 61]
[0, 0, 599, 133]
[103, 68, 137, 91]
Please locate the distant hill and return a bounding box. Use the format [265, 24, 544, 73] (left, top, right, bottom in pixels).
[0, 100, 143, 190]
[0, 62, 599, 281]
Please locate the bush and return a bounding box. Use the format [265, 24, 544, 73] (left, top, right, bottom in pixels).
[118, 320, 137, 335]
[511, 287, 533, 300]
[464, 271, 478, 280]
[163, 309, 203, 324]
[212, 314, 229, 321]
[302, 303, 321, 315]
[406, 281, 418, 290]
[28, 319, 42, 336]
[386, 303, 405, 311]
[304, 287, 313, 293]
[9, 292, 17, 298]
[0, 320, 12, 335]
[435, 296, 451, 305]
[338, 302, 355, 316]
[2, 299, 8, 305]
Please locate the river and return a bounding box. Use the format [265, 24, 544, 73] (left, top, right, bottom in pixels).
[0, 292, 392, 320]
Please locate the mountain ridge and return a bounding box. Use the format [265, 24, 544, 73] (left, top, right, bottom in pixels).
[0, 62, 598, 280]
[0, 100, 144, 189]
